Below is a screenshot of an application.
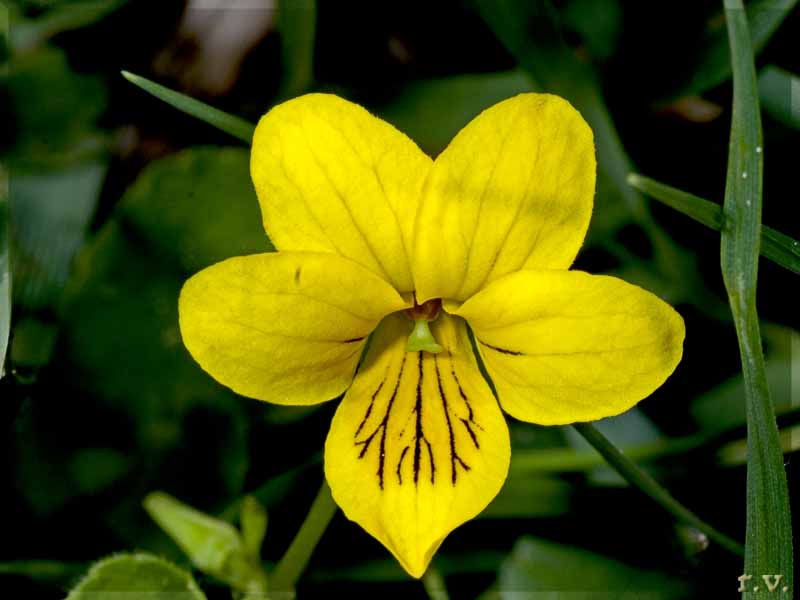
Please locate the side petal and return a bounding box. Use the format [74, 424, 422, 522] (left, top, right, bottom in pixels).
[413, 93, 596, 303]
[454, 271, 685, 425]
[251, 93, 432, 293]
[179, 252, 408, 405]
[325, 313, 510, 578]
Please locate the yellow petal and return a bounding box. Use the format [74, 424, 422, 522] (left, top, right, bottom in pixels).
[413, 93, 596, 303]
[325, 313, 510, 577]
[179, 252, 408, 405]
[251, 93, 432, 293]
[454, 271, 685, 425]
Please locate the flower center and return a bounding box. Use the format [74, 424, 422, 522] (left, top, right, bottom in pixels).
[404, 297, 443, 354]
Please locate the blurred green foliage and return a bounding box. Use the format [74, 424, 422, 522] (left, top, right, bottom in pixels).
[1, 0, 798, 598]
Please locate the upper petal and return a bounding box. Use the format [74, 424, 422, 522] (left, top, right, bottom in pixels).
[454, 270, 685, 425]
[251, 93, 432, 293]
[413, 93, 596, 303]
[325, 313, 510, 577]
[179, 252, 408, 405]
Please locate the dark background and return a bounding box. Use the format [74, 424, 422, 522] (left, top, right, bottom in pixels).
[1, 0, 798, 597]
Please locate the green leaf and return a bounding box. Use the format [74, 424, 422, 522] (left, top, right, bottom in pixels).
[144, 492, 242, 574]
[377, 70, 536, 154]
[628, 173, 800, 274]
[121, 71, 255, 143]
[10, 161, 107, 310]
[0, 165, 9, 378]
[673, 0, 799, 99]
[66, 553, 207, 600]
[759, 65, 800, 129]
[722, 3, 793, 595]
[119, 146, 272, 273]
[277, 0, 316, 98]
[144, 492, 268, 594]
[240, 496, 268, 559]
[496, 536, 690, 598]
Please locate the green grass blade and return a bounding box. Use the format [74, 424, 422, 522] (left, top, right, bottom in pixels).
[722, 2, 793, 596]
[628, 173, 724, 230]
[761, 227, 800, 274]
[573, 423, 744, 556]
[121, 71, 255, 143]
[759, 65, 800, 129]
[628, 173, 800, 274]
[0, 166, 9, 379]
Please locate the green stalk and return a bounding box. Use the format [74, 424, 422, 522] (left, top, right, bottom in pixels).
[722, 2, 792, 596]
[573, 422, 744, 557]
[270, 480, 337, 592]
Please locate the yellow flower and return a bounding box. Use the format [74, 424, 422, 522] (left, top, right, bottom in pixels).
[178, 93, 685, 577]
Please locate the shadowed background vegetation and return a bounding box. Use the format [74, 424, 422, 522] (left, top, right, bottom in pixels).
[1, 0, 798, 597]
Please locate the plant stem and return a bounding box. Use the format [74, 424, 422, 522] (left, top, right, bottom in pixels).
[270, 479, 337, 592]
[573, 422, 744, 556]
[422, 565, 450, 600]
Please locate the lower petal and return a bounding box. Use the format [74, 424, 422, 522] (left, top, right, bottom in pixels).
[454, 270, 685, 425]
[325, 313, 510, 578]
